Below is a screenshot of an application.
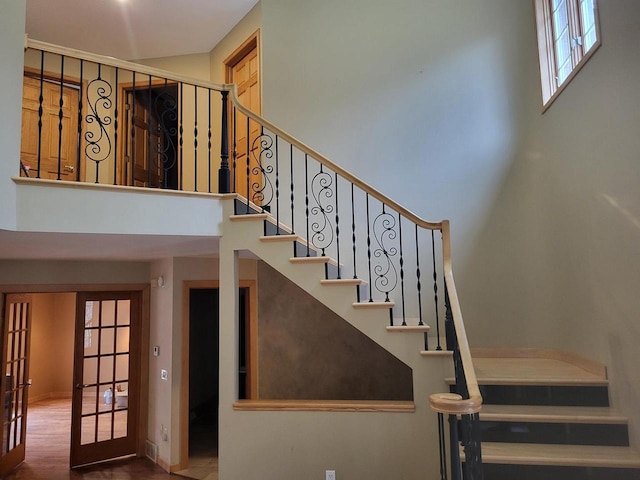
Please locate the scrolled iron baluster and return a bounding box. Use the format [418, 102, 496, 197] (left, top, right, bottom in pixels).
[85, 63, 113, 183]
[310, 165, 334, 256]
[372, 205, 398, 302]
[250, 128, 275, 211]
[153, 81, 178, 187]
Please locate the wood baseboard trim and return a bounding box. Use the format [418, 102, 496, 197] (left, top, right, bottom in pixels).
[156, 457, 171, 472]
[232, 399, 415, 413]
[471, 347, 607, 379]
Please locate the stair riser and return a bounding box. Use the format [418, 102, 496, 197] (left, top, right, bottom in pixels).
[478, 384, 610, 407]
[481, 464, 640, 480]
[480, 421, 629, 446]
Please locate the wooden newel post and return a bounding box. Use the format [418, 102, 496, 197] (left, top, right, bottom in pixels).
[218, 90, 230, 193]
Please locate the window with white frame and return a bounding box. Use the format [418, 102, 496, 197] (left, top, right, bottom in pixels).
[534, 0, 601, 109]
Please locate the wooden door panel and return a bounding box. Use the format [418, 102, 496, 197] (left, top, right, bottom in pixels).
[71, 292, 140, 468]
[0, 294, 33, 478]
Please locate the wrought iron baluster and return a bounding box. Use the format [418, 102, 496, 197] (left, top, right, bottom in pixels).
[366, 193, 373, 301]
[416, 225, 424, 326]
[245, 115, 250, 213]
[85, 63, 113, 184]
[112, 67, 118, 185]
[310, 164, 334, 257]
[334, 173, 341, 279]
[153, 78, 178, 190]
[36, 51, 44, 178]
[437, 412, 448, 480]
[194, 86, 199, 191]
[219, 90, 230, 193]
[305, 154, 310, 257]
[179, 82, 184, 190]
[232, 107, 237, 193]
[147, 76, 153, 187]
[449, 414, 462, 480]
[351, 184, 357, 282]
[290, 144, 295, 234]
[77, 59, 84, 182]
[207, 89, 212, 193]
[250, 127, 274, 211]
[131, 71, 136, 186]
[372, 204, 398, 303]
[275, 135, 280, 234]
[57, 55, 65, 180]
[398, 214, 406, 326]
[433, 230, 442, 350]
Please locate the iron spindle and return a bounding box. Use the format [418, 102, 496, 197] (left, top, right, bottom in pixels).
[437, 412, 448, 480]
[57, 55, 65, 180]
[351, 184, 357, 281]
[416, 225, 425, 330]
[36, 51, 44, 178]
[290, 144, 295, 234]
[399, 214, 406, 326]
[208, 89, 212, 193]
[147, 76, 153, 187]
[194, 86, 198, 191]
[449, 414, 462, 480]
[372, 204, 398, 304]
[275, 135, 280, 234]
[218, 90, 230, 193]
[305, 154, 310, 257]
[334, 173, 341, 279]
[131, 72, 136, 186]
[433, 230, 442, 350]
[245, 116, 250, 213]
[77, 60, 84, 182]
[113, 68, 119, 185]
[179, 83, 184, 190]
[366, 193, 373, 302]
[310, 164, 334, 258]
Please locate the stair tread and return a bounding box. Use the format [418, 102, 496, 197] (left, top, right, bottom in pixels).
[229, 213, 270, 221]
[320, 278, 367, 286]
[480, 404, 628, 424]
[480, 442, 640, 468]
[420, 349, 453, 357]
[290, 256, 337, 265]
[453, 357, 609, 386]
[352, 301, 395, 309]
[260, 234, 301, 242]
[387, 325, 429, 332]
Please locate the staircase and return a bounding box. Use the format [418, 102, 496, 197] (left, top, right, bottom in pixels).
[460, 349, 640, 479]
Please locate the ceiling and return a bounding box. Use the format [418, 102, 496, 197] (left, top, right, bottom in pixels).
[25, 0, 259, 60]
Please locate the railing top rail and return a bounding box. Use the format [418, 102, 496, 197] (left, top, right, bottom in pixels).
[227, 85, 444, 231]
[26, 38, 231, 93]
[431, 220, 483, 415]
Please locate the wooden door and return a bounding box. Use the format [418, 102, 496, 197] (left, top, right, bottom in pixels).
[226, 35, 261, 201]
[21, 75, 79, 180]
[70, 292, 141, 468]
[0, 294, 33, 478]
[125, 91, 163, 188]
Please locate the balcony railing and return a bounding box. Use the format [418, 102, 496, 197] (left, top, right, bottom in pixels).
[19, 38, 482, 479]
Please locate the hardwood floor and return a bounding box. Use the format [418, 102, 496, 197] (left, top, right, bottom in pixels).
[3, 398, 170, 479]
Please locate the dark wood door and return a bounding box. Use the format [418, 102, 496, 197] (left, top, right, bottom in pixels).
[0, 294, 33, 478]
[70, 291, 141, 468]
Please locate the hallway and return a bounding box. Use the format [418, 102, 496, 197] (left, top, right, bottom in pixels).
[3, 398, 170, 480]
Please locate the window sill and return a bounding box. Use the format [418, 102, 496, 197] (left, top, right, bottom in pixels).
[232, 399, 415, 413]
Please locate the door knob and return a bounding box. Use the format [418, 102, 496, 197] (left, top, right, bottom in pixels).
[64, 165, 75, 173]
[76, 383, 90, 389]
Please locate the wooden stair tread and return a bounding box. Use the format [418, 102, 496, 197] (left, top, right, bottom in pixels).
[420, 349, 453, 357]
[386, 325, 429, 332]
[480, 404, 628, 424]
[260, 234, 301, 242]
[451, 357, 609, 386]
[320, 278, 367, 286]
[229, 213, 269, 222]
[290, 256, 337, 265]
[479, 442, 640, 468]
[352, 301, 395, 309]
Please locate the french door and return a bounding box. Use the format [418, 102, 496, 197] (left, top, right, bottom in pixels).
[71, 291, 141, 467]
[0, 294, 33, 478]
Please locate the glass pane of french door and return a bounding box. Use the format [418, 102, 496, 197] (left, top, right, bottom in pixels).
[71, 291, 140, 468]
[0, 294, 32, 478]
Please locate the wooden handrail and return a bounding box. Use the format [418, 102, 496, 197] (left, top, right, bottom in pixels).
[429, 220, 483, 415]
[227, 84, 443, 231]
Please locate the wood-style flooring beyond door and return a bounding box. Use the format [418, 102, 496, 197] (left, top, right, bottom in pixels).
[2, 398, 170, 480]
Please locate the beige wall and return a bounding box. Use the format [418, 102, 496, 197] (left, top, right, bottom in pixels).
[0, 0, 25, 230]
[29, 293, 75, 403]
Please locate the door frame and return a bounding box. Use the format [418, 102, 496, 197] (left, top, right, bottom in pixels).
[179, 280, 257, 471]
[0, 284, 150, 466]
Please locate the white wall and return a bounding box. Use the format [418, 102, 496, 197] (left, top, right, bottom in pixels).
[0, 0, 26, 230]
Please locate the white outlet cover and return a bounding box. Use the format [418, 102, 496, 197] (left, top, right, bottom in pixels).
[161, 369, 168, 380]
[326, 470, 336, 480]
